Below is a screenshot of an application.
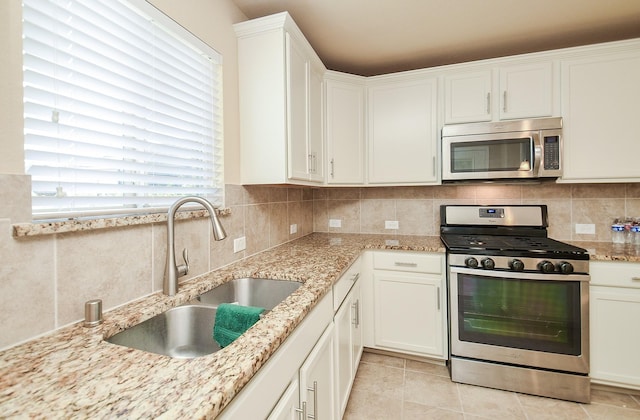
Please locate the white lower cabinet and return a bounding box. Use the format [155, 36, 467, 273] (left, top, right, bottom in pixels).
[268, 323, 335, 420]
[268, 376, 301, 420]
[218, 292, 333, 419]
[589, 261, 640, 390]
[362, 251, 447, 359]
[334, 279, 362, 418]
[300, 323, 335, 420]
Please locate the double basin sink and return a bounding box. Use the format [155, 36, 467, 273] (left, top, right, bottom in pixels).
[106, 278, 301, 359]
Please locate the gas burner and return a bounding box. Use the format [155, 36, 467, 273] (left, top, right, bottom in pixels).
[439, 205, 589, 261]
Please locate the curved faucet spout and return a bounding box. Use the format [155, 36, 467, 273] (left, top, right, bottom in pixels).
[164, 196, 227, 296]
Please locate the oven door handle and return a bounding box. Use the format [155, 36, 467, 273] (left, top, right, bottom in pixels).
[449, 266, 590, 282]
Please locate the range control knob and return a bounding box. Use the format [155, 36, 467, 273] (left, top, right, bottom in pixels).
[557, 261, 574, 274]
[509, 259, 525, 271]
[481, 258, 495, 269]
[538, 260, 555, 273]
[465, 257, 479, 268]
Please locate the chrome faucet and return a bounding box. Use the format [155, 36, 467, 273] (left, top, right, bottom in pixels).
[164, 196, 227, 296]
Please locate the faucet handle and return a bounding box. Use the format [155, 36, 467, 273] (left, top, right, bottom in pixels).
[177, 248, 190, 277]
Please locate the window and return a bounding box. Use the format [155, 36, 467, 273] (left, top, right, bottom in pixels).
[22, 0, 223, 219]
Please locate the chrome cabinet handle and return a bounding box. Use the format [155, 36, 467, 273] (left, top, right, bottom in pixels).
[503, 91, 507, 112]
[632, 277, 640, 281]
[486, 92, 491, 114]
[330, 158, 334, 178]
[351, 272, 360, 282]
[352, 299, 360, 327]
[394, 261, 418, 267]
[432, 156, 436, 176]
[306, 381, 318, 419]
[295, 401, 307, 420]
[437, 286, 440, 311]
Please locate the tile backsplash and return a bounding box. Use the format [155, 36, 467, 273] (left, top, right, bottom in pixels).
[1, 180, 638, 350]
[312, 183, 640, 242]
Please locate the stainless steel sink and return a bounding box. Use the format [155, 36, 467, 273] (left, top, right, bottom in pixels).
[107, 304, 221, 358]
[193, 277, 302, 309]
[106, 277, 301, 358]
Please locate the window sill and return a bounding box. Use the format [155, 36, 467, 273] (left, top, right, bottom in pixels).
[12, 208, 231, 238]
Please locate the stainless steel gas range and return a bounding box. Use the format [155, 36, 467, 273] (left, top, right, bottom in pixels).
[440, 205, 590, 403]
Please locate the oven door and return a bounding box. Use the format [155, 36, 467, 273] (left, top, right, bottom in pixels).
[442, 131, 540, 181]
[449, 266, 589, 374]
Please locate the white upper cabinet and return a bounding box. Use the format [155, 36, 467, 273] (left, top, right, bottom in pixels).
[235, 13, 325, 185]
[367, 75, 439, 184]
[560, 41, 640, 182]
[444, 62, 555, 124]
[325, 71, 365, 184]
[444, 70, 492, 123]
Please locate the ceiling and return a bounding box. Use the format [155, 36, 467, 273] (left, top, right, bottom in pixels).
[231, 0, 640, 76]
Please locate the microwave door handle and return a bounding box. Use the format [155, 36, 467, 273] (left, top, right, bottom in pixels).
[533, 136, 542, 175]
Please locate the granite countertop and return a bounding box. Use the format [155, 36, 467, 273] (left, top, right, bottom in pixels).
[1, 232, 637, 419]
[0, 233, 444, 419]
[569, 240, 640, 262]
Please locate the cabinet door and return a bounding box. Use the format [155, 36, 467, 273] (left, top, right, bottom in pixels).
[561, 49, 640, 181]
[590, 286, 640, 388]
[334, 281, 363, 418]
[499, 62, 553, 120]
[368, 77, 438, 183]
[325, 77, 365, 184]
[444, 70, 492, 124]
[268, 377, 301, 420]
[300, 323, 335, 420]
[334, 287, 353, 418]
[308, 64, 324, 182]
[286, 33, 310, 182]
[373, 272, 443, 357]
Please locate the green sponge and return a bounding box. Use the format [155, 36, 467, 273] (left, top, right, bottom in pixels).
[213, 303, 265, 348]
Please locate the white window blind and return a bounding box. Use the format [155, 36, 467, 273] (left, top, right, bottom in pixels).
[23, 0, 224, 219]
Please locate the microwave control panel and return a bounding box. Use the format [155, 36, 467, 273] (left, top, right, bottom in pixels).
[543, 136, 560, 170]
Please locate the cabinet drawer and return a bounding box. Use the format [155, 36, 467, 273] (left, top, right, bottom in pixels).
[373, 251, 443, 274]
[334, 257, 361, 311]
[590, 261, 640, 289]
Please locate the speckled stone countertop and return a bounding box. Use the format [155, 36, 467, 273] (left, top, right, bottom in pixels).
[1, 232, 637, 419]
[569, 240, 640, 262]
[0, 233, 444, 419]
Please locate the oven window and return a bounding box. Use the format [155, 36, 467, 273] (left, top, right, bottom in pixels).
[457, 274, 581, 355]
[451, 138, 532, 173]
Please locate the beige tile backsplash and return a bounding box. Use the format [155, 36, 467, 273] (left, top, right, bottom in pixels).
[1, 181, 639, 349]
[313, 183, 640, 242]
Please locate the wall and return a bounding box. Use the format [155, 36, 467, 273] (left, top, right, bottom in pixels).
[0, 184, 313, 350]
[1, 1, 639, 351]
[313, 183, 640, 242]
[0, 0, 253, 350]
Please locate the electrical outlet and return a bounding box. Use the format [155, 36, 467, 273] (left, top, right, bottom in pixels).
[329, 219, 342, 228]
[575, 224, 596, 235]
[233, 236, 246, 253]
[290, 224, 298, 234]
[385, 220, 399, 230]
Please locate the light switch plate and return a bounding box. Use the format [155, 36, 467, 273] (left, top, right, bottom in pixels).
[385, 220, 399, 230]
[290, 224, 297, 234]
[233, 236, 246, 253]
[329, 219, 342, 228]
[575, 224, 595, 235]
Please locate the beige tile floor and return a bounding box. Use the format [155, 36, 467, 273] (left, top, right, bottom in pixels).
[344, 351, 640, 419]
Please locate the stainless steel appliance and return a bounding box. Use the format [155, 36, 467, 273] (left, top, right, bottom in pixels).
[442, 117, 562, 182]
[440, 205, 590, 403]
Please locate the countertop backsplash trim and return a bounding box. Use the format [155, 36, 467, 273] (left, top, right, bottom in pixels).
[12, 208, 232, 238]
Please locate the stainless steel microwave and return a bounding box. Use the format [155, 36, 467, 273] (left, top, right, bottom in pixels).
[442, 117, 562, 182]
